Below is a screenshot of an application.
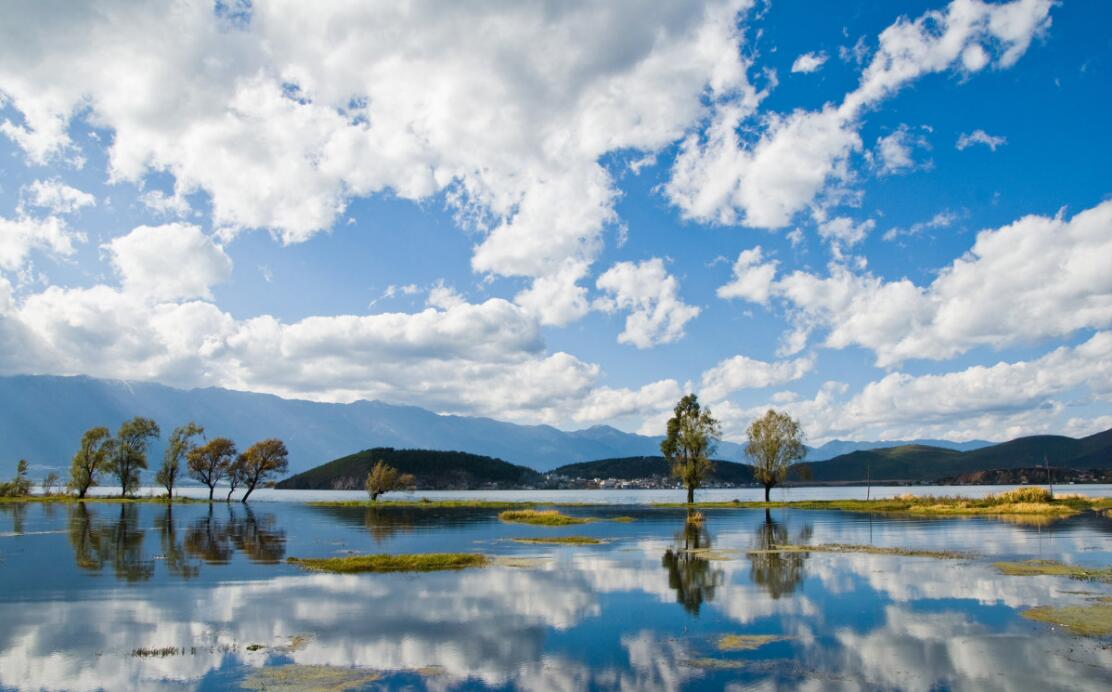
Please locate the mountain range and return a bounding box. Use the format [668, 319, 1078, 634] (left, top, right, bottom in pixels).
[0, 374, 990, 476]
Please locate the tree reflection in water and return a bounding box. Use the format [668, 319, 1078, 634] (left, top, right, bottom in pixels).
[662, 513, 724, 615]
[66, 503, 154, 582]
[748, 509, 812, 599]
[65, 503, 285, 579]
[0, 502, 27, 535]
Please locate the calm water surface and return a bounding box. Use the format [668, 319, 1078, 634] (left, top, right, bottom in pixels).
[0, 491, 1109, 690]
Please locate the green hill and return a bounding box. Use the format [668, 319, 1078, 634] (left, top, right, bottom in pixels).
[277, 448, 542, 490]
[800, 428, 1112, 482]
[552, 456, 755, 484]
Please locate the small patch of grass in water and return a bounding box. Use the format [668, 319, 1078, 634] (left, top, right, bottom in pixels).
[993, 559, 1112, 583]
[680, 657, 746, 670]
[498, 509, 590, 526]
[308, 499, 531, 509]
[716, 634, 788, 651]
[288, 552, 488, 573]
[241, 665, 382, 691]
[510, 536, 601, 545]
[610, 516, 636, 523]
[1021, 602, 1112, 637]
[754, 543, 975, 560]
[492, 556, 548, 569]
[131, 646, 181, 658]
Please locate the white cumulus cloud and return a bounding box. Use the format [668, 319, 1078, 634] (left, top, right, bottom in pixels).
[595, 258, 701, 349]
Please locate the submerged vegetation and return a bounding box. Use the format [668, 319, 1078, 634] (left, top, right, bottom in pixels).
[288, 552, 489, 573]
[1021, 599, 1112, 637]
[241, 665, 382, 691]
[993, 559, 1112, 583]
[498, 509, 591, 525]
[511, 536, 602, 545]
[716, 634, 788, 651]
[758, 543, 975, 560]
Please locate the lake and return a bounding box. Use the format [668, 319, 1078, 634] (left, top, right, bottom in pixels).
[1, 489, 1109, 690]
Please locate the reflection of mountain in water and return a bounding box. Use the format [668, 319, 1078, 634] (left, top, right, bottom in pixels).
[748, 510, 812, 599]
[64, 503, 286, 580]
[661, 516, 723, 615]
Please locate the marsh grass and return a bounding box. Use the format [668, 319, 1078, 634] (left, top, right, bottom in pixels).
[288, 552, 489, 573]
[656, 490, 1104, 518]
[680, 657, 746, 670]
[308, 499, 530, 509]
[610, 516, 637, 523]
[0, 494, 206, 505]
[510, 536, 602, 545]
[754, 543, 975, 560]
[1021, 600, 1112, 637]
[241, 665, 382, 691]
[498, 509, 591, 525]
[993, 559, 1112, 583]
[716, 634, 787, 651]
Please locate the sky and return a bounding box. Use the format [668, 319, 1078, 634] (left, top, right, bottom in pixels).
[0, 0, 1110, 445]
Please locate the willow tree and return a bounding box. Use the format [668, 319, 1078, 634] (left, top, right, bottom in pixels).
[746, 409, 805, 502]
[69, 426, 115, 498]
[157, 422, 204, 500]
[187, 437, 237, 502]
[108, 417, 160, 497]
[365, 461, 415, 502]
[236, 439, 289, 503]
[660, 394, 721, 505]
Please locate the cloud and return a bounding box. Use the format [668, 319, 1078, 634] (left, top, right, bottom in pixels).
[572, 379, 684, 424]
[20, 179, 95, 215]
[0, 0, 755, 326]
[791, 51, 828, 74]
[666, 0, 1052, 230]
[140, 189, 191, 218]
[873, 125, 930, 175]
[815, 215, 876, 248]
[699, 354, 814, 401]
[104, 224, 232, 301]
[956, 129, 1007, 151]
[882, 210, 957, 242]
[716, 246, 778, 304]
[0, 214, 83, 272]
[716, 331, 1112, 442]
[719, 200, 1112, 366]
[594, 258, 700, 348]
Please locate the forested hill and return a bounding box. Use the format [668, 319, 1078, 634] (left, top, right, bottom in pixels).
[802, 428, 1112, 482]
[552, 456, 755, 484]
[276, 448, 542, 490]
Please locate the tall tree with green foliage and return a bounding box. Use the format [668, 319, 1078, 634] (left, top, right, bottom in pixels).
[660, 394, 721, 504]
[157, 422, 204, 500]
[68, 426, 115, 498]
[236, 439, 289, 503]
[108, 417, 160, 497]
[365, 460, 414, 502]
[187, 437, 237, 502]
[746, 409, 805, 503]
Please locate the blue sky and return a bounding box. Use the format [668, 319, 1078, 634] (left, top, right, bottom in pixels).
[0, 0, 1110, 443]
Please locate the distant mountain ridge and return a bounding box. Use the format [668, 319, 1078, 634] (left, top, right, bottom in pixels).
[0, 374, 995, 477]
[277, 448, 541, 490]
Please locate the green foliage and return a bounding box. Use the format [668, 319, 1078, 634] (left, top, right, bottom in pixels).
[746, 409, 805, 501]
[0, 459, 33, 497]
[288, 552, 489, 573]
[157, 423, 203, 499]
[365, 460, 415, 502]
[279, 447, 541, 490]
[40, 471, 61, 496]
[108, 417, 160, 497]
[187, 437, 237, 501]
[660, 395, 721, 504]
[68, 426, 114, 498]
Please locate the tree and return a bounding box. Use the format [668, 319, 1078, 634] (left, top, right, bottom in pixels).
[0, 459, 33, 497]
[746, 409, 805, 502]
[68, 426, 114, 498]
[157, 423, 203, 500]
[365, 460, 414, 502]
[226, 459, 243, 502]
[236, 439, 289, 503]
[187, 437, 237, 502]
[108, 417, 160, 497]
[660, 394, 721, 504]
[41, 471, 61, 496]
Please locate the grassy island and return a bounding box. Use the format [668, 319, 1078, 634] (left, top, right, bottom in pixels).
[498, 509, 591, 525]
[288, 552, 489, 573]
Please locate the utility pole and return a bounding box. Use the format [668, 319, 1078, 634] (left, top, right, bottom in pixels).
[1044, 455, 1053, 497]
[866, 463, 871, 501]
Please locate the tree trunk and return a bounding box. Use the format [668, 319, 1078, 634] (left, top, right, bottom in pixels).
[764, 484, 771, 503]
[241, 482, 255, 504]
[208, 485, 214, 502]
[686, 485, 694, 505]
